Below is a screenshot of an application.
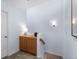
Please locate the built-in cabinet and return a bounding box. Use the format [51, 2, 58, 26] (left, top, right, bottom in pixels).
[19, 36, 37, 55]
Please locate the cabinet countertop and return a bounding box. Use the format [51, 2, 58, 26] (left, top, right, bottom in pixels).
[19, 35, 37, 39]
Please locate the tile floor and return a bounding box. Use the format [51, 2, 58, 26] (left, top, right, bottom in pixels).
[2, 51, 62, 59]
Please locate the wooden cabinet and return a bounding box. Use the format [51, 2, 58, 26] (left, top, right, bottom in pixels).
[19, 36, 37, 55]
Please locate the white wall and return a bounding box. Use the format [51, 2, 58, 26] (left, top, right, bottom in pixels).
[1, 0, 26, 56]
[63, 0, 77, 59]
[1, 0, 77, 59]
[37, 33, 46, 58]
[26, 0, 65, 56]
[26, 0, 77, 59]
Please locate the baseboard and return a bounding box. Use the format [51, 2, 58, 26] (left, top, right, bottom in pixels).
[45, 50, 62, 57]
[8, 49, 19, 56]
[37, 55, 41, 59]
[37, 54, 45, 59]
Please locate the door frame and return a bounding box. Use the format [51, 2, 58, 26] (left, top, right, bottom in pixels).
[1, 10, 8, 57]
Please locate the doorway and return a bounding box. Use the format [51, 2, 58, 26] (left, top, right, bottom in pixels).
[1, 11, 8, 58]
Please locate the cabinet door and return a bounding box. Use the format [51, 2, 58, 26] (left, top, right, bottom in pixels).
[25, 37, 30, 52]
[20, 37, 24, 50]
[20, 37, 26, 50]
[19, 36, 37, 55]
[29, 38, 37, 54]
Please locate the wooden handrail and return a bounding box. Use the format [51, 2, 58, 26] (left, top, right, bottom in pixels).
[40, 38, 45, 45]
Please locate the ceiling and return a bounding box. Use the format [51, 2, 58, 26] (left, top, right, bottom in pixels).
[2, 0, 48, 9]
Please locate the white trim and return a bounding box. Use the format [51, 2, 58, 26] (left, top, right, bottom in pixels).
[45, 50, 62, 56]
[37, 56, 42, 58]
[37, 55, 44, 59]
